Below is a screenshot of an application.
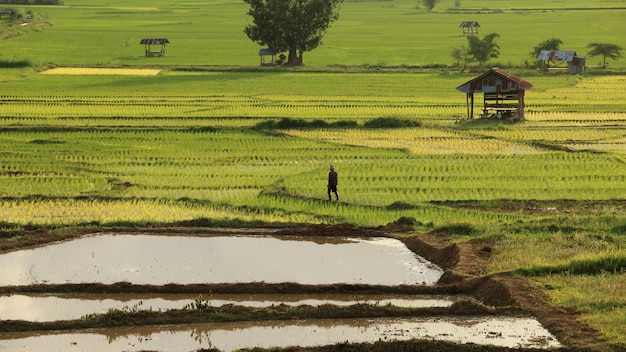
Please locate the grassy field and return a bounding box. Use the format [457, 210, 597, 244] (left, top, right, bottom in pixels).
[0, 0, 625, 68]
[1, 0, 626, 350]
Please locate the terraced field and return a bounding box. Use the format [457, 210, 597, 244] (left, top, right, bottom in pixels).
[1, 0, 625, 350]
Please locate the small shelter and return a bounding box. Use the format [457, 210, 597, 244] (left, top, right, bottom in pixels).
[456, 68, 534, 120]
[538, 50, 585, 74]
[459, 21, 480, 35]
[140, 38, 169, 57]
[258, 48, 277, 66]
[0, 9, 14, 19]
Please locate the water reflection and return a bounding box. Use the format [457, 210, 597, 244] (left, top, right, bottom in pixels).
[0, 234, 443, 286]
[0, 317, 561, 351]
[0, 293, 456, 322]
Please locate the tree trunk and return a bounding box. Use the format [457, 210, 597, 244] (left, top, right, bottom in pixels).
[287, 46, 303, 66]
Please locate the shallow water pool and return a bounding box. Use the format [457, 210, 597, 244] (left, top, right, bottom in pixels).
[0, 234, 443, 286]
[0, 316, 561, 351]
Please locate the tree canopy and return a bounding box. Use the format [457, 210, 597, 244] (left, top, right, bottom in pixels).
[450, 45, 473, 72]
[421, 0, 439, 12]
[244, 0, 343, 66]
[466, 32, 500, 70]
[531, 37, 563, 58]
[586, 42, 623, 68]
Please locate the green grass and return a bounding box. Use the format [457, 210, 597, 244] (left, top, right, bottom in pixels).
[533, 273, 626, 348]
[516, 253, 626, 276]
[0, 0, 625, 68]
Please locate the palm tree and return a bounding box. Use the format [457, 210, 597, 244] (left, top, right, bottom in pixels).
[586, 42, 623, 68]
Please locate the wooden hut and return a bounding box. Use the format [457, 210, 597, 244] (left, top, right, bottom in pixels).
[456, 68, 533, 120]
[459, 21, 480, 35]
[140, 38, 169, 57]
[537, 50, 585, 74]
[258, 48, 277, 66]
[0, 9, 15, 19]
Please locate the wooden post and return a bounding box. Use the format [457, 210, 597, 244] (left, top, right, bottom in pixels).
[518, 90, 525, 120]
[467, 93, 474, 119]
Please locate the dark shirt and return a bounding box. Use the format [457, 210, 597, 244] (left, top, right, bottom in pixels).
[328, 170, 338, 187]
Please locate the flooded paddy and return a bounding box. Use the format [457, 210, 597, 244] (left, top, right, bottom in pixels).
[0, 316, 561, 351]
[0, 231, 566, 351]
[0, 293, 456, 322]
[0, 233, 443, 286]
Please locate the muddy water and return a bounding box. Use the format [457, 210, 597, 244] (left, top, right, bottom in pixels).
[0, 293, 456, 321]
[0, 234, 443, 286]
[0, 316, 561, 351]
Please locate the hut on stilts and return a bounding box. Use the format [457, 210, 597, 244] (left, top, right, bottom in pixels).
[456, 68, 533, 120]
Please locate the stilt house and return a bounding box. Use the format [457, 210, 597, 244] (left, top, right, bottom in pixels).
[258, 48, 277, 66]
[0, 9, 15, 19]
[140, 38, 169, 57]
[456, 68, 533, 120]
[459, 21, 480, 35]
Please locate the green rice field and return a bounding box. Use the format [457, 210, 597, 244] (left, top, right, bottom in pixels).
[1, 0, 626, 350]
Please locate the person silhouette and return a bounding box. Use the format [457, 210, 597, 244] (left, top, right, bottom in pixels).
[327, 164, 338, 201]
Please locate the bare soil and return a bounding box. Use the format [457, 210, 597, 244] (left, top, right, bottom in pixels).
[0, 223, 619, 352]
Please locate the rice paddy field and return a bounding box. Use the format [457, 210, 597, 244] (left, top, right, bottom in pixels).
[1, 0, 626, 350]
[1, 69, 625, 224]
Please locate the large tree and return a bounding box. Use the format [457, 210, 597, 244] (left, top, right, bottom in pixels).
[421, 0, 439, 12]
[466, 32, 500, 70]
[586, 42, 623, 68]
[244, 0, 343, 66]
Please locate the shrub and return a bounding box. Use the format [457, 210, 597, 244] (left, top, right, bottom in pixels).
[0, 59, 31, 68]
[386, 201, 418, 210]
[363, 117, 421, 128]
[436, 223, 478, 236]
[254, 118, 357, 129]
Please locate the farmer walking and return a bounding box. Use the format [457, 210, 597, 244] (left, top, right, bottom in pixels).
[327, 164, 339, 201]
